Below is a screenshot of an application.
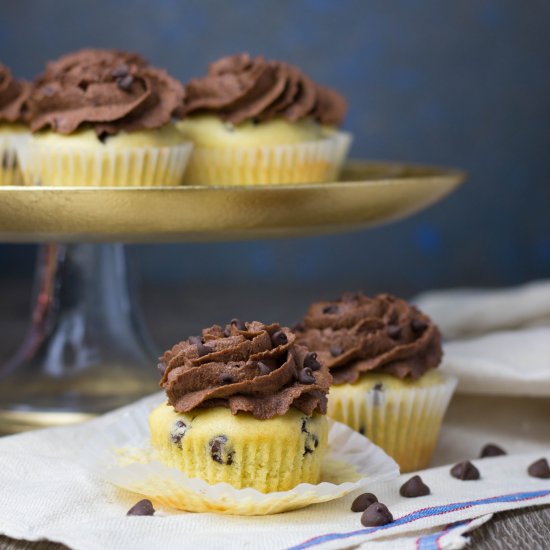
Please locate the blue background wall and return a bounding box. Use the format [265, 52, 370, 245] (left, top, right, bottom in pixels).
[1, 0, 549, 296]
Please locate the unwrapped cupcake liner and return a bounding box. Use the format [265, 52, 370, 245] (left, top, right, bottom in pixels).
[14, 135, 193, 187]
[0, 134, 26, 185]
[327, 374, 457, 473]
[84, 393, 399, 515]
[182, 130, 352, 186]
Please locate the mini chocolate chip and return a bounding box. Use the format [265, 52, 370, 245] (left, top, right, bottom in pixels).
[189, 335, 203, 346]
[411, 318, 428, 333]
[301, 418, 309, 433]
[271, 330, 288, 347]
[292, 322, 305, 333]
[450, 460, 480, 480]
[257, 361, 271, 375]
[359, 426, 366, 435]
[219, 373, 233, 385]
[197, 342, 213, 357]
[210, 435, 234, 465]
[373, 383, 384, 391]
[157, 362, 167, 374]
[361, 502, 393, 527]
[330, 346, 343, 357]
[1, 151, 16, 169]
[230, 318, 246, 331]
[399, 475, 430, 497]
[351, 492, 378, 512]
[112, 64, 129, 78]
[97, 131, 109, 144]
[127, 499, 155, 516]
[303, 351, 321, 371]
[224, 122, 235, 132]
[117, 74, 134, 91]
[170, 420, 187, 447]
[387, 325, 401, 339]
[528, 458, 550, 479]
[223, 327, 231, 337]
[304, 433, 319, 455]
[298, 367, 315, 384]
[480, 443, 507, 458]
[322, 305, 339, 314]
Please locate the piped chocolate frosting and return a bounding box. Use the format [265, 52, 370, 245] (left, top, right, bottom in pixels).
[0, 64, 31, 123]
[27, 49, 185, 136]
[159, 320, 332, 420]
[181, 53, 347, 126]
[296, 292, 443, 385]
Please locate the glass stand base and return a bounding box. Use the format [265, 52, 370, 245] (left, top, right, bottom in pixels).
[0, 243, 160, 433]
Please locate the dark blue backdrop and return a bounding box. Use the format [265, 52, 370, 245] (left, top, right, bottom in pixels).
[1, 0, 549, 296]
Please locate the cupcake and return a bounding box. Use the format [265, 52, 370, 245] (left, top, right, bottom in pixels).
[177, 53, 351, 185]
[19, 49, 192, 186]
[0, 63, 31, 185]
[151, 320, 332, 492]
[296, 292, 456, 473]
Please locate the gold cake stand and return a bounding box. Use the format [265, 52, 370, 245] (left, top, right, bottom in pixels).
[0, 160, 465, 433]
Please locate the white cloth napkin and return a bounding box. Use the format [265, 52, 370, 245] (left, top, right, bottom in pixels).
[0, 396, 549, 550]
[414, 280, 550, 397]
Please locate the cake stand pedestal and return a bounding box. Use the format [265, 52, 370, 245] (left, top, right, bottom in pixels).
[0, 160, 464, 432]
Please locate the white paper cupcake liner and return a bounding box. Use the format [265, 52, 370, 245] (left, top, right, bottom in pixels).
[83, 393, 398, 515]
[328, 374, 457, 473]
[0, 134, 26, 185]
[183, 131, 352, 186]
[14, 135, 193, 187]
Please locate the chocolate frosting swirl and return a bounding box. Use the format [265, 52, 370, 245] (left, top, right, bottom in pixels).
[159, 320, 332, 420]
[27, 49, 185, 136]
[296, 293, 443, 385]
[181, 53, 347, 126]
[0, 64, 31, 123]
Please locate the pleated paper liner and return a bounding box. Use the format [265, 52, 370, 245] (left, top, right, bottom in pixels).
[182, 131, 352, 186]
[0, 134, 26, 185]
[328, 373, 457, 473]
[84, 393, 399, 515]
[14, 135, 193, 187]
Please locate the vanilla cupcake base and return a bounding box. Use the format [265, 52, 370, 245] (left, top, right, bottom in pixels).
[327, 370, 457, 473]
[149, 404, 328, 493]
[181, 131, 352, 186]
[15, 124, 193, 187]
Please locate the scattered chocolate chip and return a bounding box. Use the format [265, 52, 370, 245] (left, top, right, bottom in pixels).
[127, 499, 155, 516]
[170, 420, 187, 447]
[189, 335, 203, 346]
[112, 64, 129, 78]
[411, 318, 428, 333]
[361, 502, 393, 527]
[330, 346, 343, 357]
[230, 318, 246, 331]
[256, 361, 271, 375]
[117, 74, 134, 91]
[271, 330, 288, 347]
[450, 460, 480, 480]
[399, 475, 430, 497]
[387, 325, 402, 339]
[322, 305, 339, 314]
[157, 362, 167, 374]
[197, 342, 213, 357]
[219, 373, 233, 385]
[303, 351, 321, 371]
[480, 443, 507, 458]
[351, 492, 378, 512]
[298, 367, 315, 384]
[210, 435, 234, 465]
[304, 433, 319, 455]
[528, 458, 550, 479]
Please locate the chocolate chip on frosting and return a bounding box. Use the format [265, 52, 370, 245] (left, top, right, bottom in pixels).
[330, 346, 343, 357]
[158, 321, 332, 420]
[297, 292, 442, 385]
[450, 460, 480, 480]
[231, 318, 246, 331]
[361, 502, 393, 527]
[196, 342, 213, 357]
[479, 443, 506, 458]
[527, 458, 550, 479]
[188, 336, 203, 346]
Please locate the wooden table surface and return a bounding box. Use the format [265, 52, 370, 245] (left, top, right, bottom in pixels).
[0, 279, 549, 549]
